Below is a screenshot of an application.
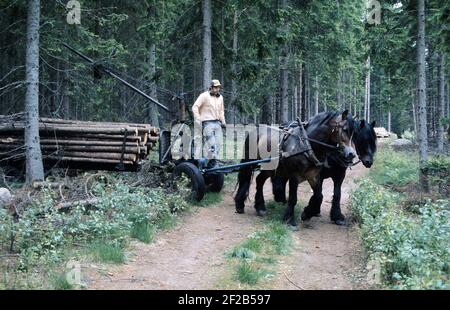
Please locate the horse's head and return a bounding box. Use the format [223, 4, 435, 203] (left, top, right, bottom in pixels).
[330, 110, 357, 165]
[354, 120, 377, 168]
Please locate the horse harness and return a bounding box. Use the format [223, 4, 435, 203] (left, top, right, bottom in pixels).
[279, 118, 351, 167]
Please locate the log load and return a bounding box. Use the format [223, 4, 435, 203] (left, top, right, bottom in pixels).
[0, 113, 160, 171]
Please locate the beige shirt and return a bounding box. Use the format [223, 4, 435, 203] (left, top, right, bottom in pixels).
[192, 91, 226, 125]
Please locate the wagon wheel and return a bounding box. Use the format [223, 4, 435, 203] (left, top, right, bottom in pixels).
[204, 173, 224, 193]
[172, 162, 206, 201]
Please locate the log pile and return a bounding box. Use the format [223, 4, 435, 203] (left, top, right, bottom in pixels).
[0, 113, 159, 171]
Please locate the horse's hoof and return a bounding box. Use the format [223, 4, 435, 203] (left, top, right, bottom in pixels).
[256, 210, 267, 217]
[334, 219, 346, 226]
[288, 224, 299, 231]
[236, 208, 245, 214]
[301, 211, 312, 221]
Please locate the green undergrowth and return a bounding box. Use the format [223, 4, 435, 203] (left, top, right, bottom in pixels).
[221, 201, 294, 288]
[350, 148, 450, 290]
[0, 177, 190, 289]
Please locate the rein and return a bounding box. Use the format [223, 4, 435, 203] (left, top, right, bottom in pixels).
[305, 137, 339, 150]
[274, 117, 354, 167]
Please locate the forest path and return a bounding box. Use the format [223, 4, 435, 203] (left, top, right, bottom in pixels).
[84, 164, 369, 290]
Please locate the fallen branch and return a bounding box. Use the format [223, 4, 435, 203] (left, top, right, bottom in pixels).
[283, 272, 305, 290]
[32, 181, 67, 190]
[0, 254, 20, 259]
[55, 198, 99, 210]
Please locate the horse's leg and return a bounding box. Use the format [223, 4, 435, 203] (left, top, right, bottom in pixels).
[272, 175, 288, 203]
[283, 176, 299, 227]
[234, 163, 254, 214]
[254, 171, 272, 216]
[330, 170, 346, 225]
[301, 177, 324, 221]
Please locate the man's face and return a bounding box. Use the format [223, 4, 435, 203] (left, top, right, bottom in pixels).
[211, 86, 221, 95]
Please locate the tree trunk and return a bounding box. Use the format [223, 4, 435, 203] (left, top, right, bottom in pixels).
[293, 85, 298, 119]
[365, 56, 371, 121]
[337, 71, 342, 110]
[412, 90, 418, 138]
[279, 0, 289, 123]
[306, 69, 311, 120]
[24, 0, 44, 184]
[298, 65, 303, 121]
[202, 0, 212, 90]
[220, 6, 225, 86]
[417, 0, 429, 191]
[388, 111, 391, 133]
[280, 68, 289, 123]
[231, 9, 238, 121]
[437, 53, 446, 152]
[314, 75, 319, 115]
[148, 43, 159, 127]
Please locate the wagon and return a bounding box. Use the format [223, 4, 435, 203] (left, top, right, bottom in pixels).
[158, 128, 272, 201]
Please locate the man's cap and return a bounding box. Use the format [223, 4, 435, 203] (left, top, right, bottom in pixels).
[211, 79, 222, 87]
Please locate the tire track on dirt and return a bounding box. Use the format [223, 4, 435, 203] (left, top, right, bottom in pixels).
[84, 164, 369, 290]
[271, 163, 370, 290]
[84, 185, 264, 290]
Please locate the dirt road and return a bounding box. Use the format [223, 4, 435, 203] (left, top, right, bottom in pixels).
[84, 164, 369, 290]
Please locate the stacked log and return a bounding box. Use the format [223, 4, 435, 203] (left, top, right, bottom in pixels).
[0, 114, 159, 171]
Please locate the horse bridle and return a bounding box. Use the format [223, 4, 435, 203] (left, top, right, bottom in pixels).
[276, 117, 354, 167]
[304, 118, 353, 152]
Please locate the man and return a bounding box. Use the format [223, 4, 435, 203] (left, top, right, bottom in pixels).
[192, 80, 226, 168]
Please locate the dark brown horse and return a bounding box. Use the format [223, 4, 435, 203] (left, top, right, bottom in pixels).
[272, 119, 378, 226]
[234, 111, 357, 227]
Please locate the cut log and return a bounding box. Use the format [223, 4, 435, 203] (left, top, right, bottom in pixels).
[38, 117, 152, 129]
[43, 151, 137, 161]
[0, 139, 140, 147]
[44, 156, 135, 165]
[0, 125, 139, 135]
[60, 134, 142, 141]
[148, 136, 159, 143]
[0, 114, 159, 171]
[0, 144, 140, 153]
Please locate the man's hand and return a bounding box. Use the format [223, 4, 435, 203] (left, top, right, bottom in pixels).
[221, 123, 226, 129]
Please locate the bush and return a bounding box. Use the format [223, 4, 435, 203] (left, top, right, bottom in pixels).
[423, 156, 450, 196]
[401, 130, 415, 141]
[0, 179, 189, 273]
[369, 149, 419, 187]
[350, 180, 450, 290]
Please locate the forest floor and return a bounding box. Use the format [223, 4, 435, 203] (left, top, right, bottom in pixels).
[83, 164, 371, 290]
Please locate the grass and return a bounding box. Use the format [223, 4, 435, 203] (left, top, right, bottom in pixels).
[370, 149, 419, 187]
[194, 192, 223, 208]
[88, 242, 125, 264]
[51, 272, 74, 290]
[155, 212, 177, 230]
[131, 221, 155, 244]
[223, 201, 293, 288]
[235, 262, 271, 285]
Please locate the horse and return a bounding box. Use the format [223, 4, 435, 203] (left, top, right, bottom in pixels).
[234, 111, 357, 227]
[272, 119, 378, 225]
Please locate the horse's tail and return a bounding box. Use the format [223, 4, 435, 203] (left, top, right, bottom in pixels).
[271, 176, 288, 203]
[234, 133, 256, 211]
[234, 160, 255, 210]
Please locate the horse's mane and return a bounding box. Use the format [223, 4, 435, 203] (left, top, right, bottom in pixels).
[305, 112, 340, 132]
